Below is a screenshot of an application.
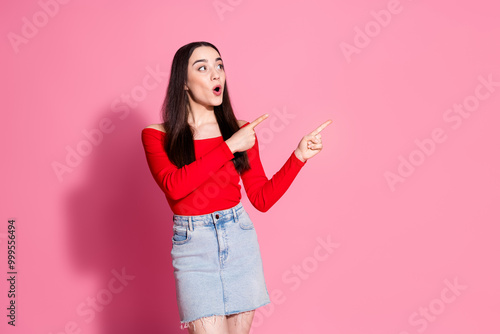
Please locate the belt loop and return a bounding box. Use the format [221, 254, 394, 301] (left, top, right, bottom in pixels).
[188, 217, 193, 231]
[232, 207, 238, 223]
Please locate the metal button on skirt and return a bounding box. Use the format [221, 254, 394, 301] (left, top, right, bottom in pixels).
[171, 202, 271, 324]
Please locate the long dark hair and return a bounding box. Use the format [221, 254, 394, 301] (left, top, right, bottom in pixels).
[161, 41, 250, 174]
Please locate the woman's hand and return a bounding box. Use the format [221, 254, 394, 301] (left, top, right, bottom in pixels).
[294, 120, 333, 162]
[225, 114, 269, 153]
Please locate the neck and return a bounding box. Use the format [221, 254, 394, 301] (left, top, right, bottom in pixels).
[187, 103, 217, 127]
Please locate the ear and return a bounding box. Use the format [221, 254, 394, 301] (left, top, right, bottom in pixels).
[184, 83, 188, 91]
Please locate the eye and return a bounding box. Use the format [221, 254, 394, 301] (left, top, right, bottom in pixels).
[198, 65, 206, 71]
[217, 63, 224, 70]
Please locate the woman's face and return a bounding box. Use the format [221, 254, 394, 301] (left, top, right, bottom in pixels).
[184, 46, 225, 111]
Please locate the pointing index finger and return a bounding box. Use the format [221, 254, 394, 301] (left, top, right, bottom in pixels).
[311, 119, 333, 135]
[248, 114, 269, 129]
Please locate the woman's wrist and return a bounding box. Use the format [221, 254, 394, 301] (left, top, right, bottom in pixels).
[294, 149, 306, 163]
[225, 139, 237, 154]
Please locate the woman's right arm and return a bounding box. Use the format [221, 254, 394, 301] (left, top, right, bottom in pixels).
[141, 128, 235, 200]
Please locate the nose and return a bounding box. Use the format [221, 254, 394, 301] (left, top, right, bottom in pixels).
[211, 68, 220, 81]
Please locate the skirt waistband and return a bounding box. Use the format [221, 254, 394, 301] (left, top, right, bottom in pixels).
[173, 202, 244, 230]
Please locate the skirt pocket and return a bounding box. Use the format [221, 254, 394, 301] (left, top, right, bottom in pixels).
[172, 225, 192, 245]
[238, 210, 255, 230]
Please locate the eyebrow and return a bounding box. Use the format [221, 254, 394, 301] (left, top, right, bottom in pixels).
[192, 57, 223, 66]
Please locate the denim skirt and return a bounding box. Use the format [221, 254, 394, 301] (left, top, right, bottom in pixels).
[170, 202, 271, 324]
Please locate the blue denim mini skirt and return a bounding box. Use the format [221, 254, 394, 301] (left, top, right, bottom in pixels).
[171, 202, 271, 324]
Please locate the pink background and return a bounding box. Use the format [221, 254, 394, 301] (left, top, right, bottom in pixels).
[2, 0, 499, 333]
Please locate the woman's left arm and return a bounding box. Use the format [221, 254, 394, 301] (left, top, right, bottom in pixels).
[240, 133, 306, 212]
[240, 119, 332, 212]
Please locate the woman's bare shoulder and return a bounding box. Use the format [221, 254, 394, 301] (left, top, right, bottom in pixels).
[145, 122, 246, 132]
[144, 123, 166, 133]
[237, 120, 249, 127]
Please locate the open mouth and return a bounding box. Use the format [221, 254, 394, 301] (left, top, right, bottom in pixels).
[213, 85, 222, 95]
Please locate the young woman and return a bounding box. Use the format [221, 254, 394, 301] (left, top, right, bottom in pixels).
[141, 41, 331, 334]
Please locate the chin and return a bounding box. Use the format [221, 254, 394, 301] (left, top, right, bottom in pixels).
[212, 97, 223, 105]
